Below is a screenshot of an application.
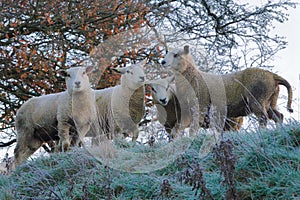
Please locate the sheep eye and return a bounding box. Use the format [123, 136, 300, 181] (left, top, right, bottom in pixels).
[83, 71, 86, 75]
[173, 54, 178, 58]
[66, 73, 71, 78]
[166, 85, 169, 91]
[151, 87, 157, 93]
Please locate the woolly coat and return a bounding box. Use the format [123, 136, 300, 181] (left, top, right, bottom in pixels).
[163, 46, 293, 129]
[14, 67, 96, 166]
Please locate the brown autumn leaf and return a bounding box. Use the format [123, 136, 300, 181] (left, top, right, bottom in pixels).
[20, 73, 27, 80]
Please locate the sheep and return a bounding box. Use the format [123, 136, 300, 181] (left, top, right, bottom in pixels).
[150, 74, 286, 132]
[149, 75, 243, 134]
[14, 66, 96, 166]
[161, 45, 293, 130]
[147, 75, 181, 138]
[88, 59, 146, 142]
[224, 85, 286, 131]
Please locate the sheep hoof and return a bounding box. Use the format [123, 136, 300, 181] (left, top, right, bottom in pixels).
[59, 141, 70, 152]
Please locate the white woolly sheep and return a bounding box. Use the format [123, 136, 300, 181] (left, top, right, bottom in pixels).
[147, 76, 181, 138]
[149, 76, 244, 134]
[14, 66, 96, 166]
[88, 59, 146, 142]
[161, 45, 293, 130]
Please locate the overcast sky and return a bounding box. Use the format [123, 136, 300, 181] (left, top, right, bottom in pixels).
[238, 0, 299, 122]
[270, 3, 300, 121]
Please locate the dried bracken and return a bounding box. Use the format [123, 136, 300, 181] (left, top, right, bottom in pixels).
[214, 139, 237, 200]
[178, 163, 214, 199]
[159, 179, 173, 198]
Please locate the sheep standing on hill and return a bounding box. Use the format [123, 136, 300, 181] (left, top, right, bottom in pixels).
[57, 66, 97, 150]
[14, 66, 96, 166]
[149, 76, 244, 134]
[148, 76, 181, 138]
[90, 60, 146, 142]
[161, 45, 293, 130]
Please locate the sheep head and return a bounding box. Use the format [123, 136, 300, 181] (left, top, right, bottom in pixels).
[66, 66, 93, 95]
[148, 75, 175, 106]
[161, 45, 195, 73]
[114, 59, 146, 90]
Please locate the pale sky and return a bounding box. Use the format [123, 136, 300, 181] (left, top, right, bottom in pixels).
[270, 4, 300, 121]
[237, 1, 299, 121]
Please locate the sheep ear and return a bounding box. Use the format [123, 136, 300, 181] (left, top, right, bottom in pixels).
[183, 45, 189, 54]
[85, 65, 94, 74]
[58, 69, 68, 77]
[167, 75, 175, 83]
[113, 66, 126, 74]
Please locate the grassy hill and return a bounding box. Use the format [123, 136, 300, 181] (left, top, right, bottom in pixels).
[1, 121, 300, 199]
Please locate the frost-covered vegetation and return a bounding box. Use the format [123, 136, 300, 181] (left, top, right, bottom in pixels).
[1, 121, 299, 199]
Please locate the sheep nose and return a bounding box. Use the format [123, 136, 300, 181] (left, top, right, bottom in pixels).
[161, 60, 166, 65]
[75, 81, 81, 87]
[160, 98, 167, 105]
[140, 76, 145, 82]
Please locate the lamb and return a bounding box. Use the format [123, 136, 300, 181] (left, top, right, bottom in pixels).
[147, 75, 181, 138]
[89, 59, 146, 142]
[14, 66, 96, 166]
[161, 45, 293, 130]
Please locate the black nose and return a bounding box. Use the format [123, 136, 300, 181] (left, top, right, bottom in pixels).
[160, 98, 167, 105]
[161, 60, 166, 65]
[75, 81, 80, 87]
[140, 76, 145, 82]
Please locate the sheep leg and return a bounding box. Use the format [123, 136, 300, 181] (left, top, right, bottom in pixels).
[58, 123, 71, 152]
[224, 118, 234, 131]
[267, 87, 283, 123]
[251, 102, 269, 127]
[14, 138, 43, 167]
[75, 124, 91, 147]
[47, 140, 59, 153]
[131, 127, 139, 142]
[164, 123, 176, 139]
[168, 128, 177, 140]
[198, 113, 210, 129]
[71, 134, 82, 147]
[14, 143, 26, 166]
[267, 108, 283, 123]
[224, 117, 243, 131]
[170, 123, 181, 139]
[49, 140, 59, 152]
